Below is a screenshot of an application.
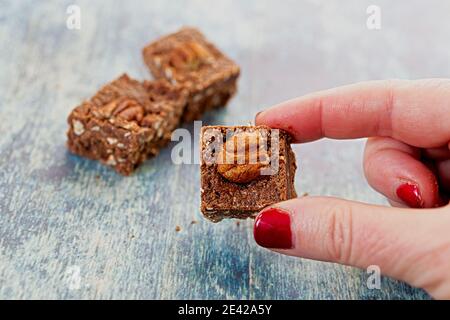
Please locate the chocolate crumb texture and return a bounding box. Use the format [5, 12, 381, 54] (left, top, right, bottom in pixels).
[67, 74, 187, 175]
[143, 27, 240, 121]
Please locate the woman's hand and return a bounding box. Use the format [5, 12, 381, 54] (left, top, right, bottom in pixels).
[254, 79, 450, 299]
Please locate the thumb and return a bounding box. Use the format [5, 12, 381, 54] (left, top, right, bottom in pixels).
[253, 196, 450, 298]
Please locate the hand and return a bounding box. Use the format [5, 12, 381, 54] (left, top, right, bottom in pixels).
[254, 79, 450, 299]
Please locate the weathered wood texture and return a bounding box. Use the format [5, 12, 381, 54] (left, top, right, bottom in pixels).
[2, 0, 446, 299]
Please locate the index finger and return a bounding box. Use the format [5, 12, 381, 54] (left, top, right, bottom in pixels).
[256, 79, 450, 148]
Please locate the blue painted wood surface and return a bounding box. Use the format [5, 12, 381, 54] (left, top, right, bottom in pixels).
[0, 0, 443, 299]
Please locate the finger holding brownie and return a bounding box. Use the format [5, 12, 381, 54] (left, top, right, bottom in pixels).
[254, 79, 450, 299]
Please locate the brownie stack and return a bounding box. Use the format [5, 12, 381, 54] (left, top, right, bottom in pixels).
[67, 27, 240, 175]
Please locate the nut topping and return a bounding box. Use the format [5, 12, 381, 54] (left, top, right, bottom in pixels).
[94, 97, 144, 123]
[216, 131, 270, 184]
[116, 105, 144, 122]
[141, 114, 159, 128]
[168, 41, 213, 71]
[112, 98, 139, 115]
[95, 100, 118, 118]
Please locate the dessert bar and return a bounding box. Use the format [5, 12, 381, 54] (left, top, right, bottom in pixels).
[143, 27, 240, 121]
[200, 125, 297, 222]
[67, 74, 187, 175]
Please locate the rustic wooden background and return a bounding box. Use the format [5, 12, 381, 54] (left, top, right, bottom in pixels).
[2, 0, 448, 299]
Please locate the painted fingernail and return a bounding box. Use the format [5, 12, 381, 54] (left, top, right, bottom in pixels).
[253, 208, 293, 249]
[396, 183, 424, 208]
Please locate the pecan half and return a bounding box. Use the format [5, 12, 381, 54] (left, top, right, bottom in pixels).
[94, 97, 144, 123]
[115, 105, 144, 122]
[169, 41, 213, 71]
[216, 131, 270, 184]
[95, 100, 119, 118]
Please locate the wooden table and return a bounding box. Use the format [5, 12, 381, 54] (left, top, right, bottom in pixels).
[2, 0, 444, 299]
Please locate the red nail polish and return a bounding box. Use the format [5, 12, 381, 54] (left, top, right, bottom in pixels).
[254, 208, 293, 249]
[396, 183, 424, 208]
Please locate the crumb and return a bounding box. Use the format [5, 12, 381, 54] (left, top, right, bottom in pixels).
[235, 221, 240, 226]
[190, 220, 197, 225]
[301, 192, 309, 197]
[175, 225, 181, 232]
[95, 175, 100, 180]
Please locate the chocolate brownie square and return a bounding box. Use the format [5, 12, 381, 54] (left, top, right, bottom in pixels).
[143, 27, 240, 121]
[200, 126, 297, 222]
[67, 74, 187, 175]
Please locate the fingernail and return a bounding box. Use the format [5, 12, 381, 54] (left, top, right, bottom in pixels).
[396, 183, 424, 208]
[254, 207, 293, 249]
[255, 110, 265, 123]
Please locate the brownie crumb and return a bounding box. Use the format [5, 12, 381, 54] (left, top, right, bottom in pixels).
[301, 192, 309, 197]
[235, 221, 240, 227]
[190, 220, 197, 225]
[175, 225, 181, 232]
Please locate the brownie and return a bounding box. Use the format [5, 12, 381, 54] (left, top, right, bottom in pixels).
[67, 74, 187, 175]
[143, 27, 240, 122]
[200, 126, 297, 222]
